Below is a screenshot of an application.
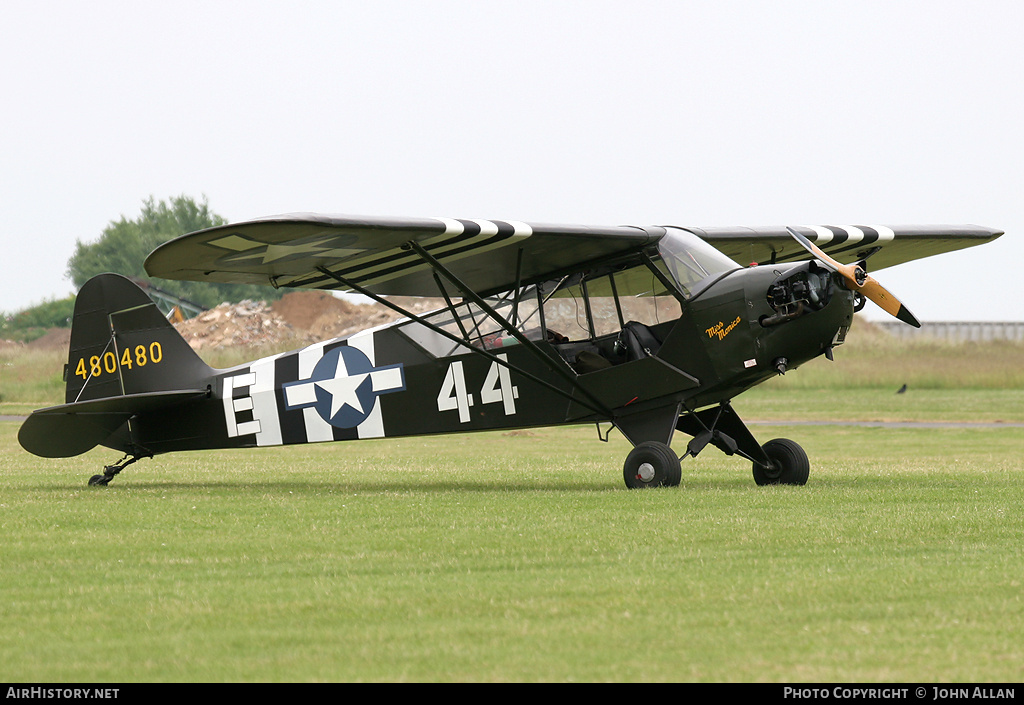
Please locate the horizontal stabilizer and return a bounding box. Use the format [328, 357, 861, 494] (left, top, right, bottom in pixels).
[19, 389, 208, 458]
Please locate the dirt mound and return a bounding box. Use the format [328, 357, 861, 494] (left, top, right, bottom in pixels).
[1, 328, 72, 352]
[173, 300, 296, 350]
[5, 291, 447, 354]
[172, 290, 443, 351]
[270, 290, 404, 342]
[28, 328, 72, 350]
[271, 290, 349, 330]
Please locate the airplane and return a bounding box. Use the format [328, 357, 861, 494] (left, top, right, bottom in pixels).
[17, 214, 1002, 488]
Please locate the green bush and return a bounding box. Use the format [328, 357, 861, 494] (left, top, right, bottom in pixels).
[0, 296, 75, 342]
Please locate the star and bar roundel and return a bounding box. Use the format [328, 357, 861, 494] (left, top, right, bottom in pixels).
[283, 346, 405, 429]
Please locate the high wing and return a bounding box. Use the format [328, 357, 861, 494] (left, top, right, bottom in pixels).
[144, 213, 661, 298]
[144, 214, 1003, 295]
[688, 224, 1003, 270]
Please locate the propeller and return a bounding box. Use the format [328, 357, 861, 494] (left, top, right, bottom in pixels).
[786, 227, 921, 328]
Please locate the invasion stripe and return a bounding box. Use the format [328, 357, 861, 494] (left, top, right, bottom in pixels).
[823, 225, 849, 249]
[873, 225, 895, 241]
[806, 225, 834, 245]
[776, 225, 896, 265]
[298, 341, 334, 443]
[352, 219, 531, 289]
[274, 354, 306, 445]
[349, 331, 386, 439]
[346, 219, 493, 286]
[840, 226, 865, 245]
[820, 225, 900, 261]
[275, 218, 531, 290]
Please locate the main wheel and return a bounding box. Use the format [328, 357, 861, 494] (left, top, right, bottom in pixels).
[752, 438, 809, 486]
[623, 441, 682, 489]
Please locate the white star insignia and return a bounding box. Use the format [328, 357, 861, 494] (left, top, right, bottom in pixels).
[315, 372, 369, 419]
[209, 234, 362, 264]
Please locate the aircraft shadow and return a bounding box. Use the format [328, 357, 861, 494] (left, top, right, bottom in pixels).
[30, 472, 922, 494]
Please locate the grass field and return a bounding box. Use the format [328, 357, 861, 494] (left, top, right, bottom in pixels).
[2, 324, 1022, 682]
[2, 405, 1023, 682]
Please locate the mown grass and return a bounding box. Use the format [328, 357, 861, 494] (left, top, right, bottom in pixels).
[1, 414, 1022, 683]
[739, 387, 1024, 423]
[2, 319, 1022, 682]
[0, 347, 66, 410]
[770, 319, 1024, 390]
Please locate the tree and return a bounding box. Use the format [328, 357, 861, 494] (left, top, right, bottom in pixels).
[0, 295, 76, 340]
[66, 195, 282, 310]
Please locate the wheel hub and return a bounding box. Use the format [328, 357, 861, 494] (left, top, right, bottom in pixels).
[637, 462, 656, 482]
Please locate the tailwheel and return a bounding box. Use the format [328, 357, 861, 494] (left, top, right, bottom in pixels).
[87, 453, 148, 487]
[623, 441, 682, 489]
[752, 438, 809, 486]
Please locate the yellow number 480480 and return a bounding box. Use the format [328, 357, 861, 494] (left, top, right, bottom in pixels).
[74, 342, 164, 380]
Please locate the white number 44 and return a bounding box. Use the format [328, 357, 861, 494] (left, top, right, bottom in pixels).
[437, 354, 519, 423]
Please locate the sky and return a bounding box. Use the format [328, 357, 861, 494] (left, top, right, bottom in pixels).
[2, 0, 1021, 323]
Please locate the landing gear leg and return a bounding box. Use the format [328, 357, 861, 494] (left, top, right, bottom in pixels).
[615, 403, 684, 489]
[623, 441, 682, 489]
[751, 438, 809, 486]
[88, 453, 149, 486]
[676, 403, 811, 486]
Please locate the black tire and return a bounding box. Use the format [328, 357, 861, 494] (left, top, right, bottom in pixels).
[623, 441, 682, 489]
[752, 438, 809, 486]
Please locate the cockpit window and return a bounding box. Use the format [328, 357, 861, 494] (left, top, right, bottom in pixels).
[657, 226, 741, 298]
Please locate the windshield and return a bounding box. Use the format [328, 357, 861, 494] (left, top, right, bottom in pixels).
[657, 227, 741, 299]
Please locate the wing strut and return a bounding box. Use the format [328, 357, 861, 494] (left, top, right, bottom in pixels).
[314, 265, 614, 419]
[431, 271, 471, 341]
[405, 241, 615, 418]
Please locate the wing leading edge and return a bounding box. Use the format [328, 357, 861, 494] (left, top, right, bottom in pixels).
[686, 224, 1003, 271]
[144, 214, 1002, 296]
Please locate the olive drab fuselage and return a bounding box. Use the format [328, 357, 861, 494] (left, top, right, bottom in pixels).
[20, 214, 996, 487]
[113, 259, 853, 458]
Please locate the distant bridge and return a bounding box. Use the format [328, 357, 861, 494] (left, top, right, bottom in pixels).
[873, 320, 1024, 342]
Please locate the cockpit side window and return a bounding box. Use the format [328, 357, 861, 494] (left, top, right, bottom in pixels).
[540, 259, 682, 344]
[396, 234, 724, 360]
[397, 288, 544, 358]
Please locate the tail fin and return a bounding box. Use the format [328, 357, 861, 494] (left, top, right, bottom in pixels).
[64, 273, 212, 403]
[19, 274, 213, 458]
